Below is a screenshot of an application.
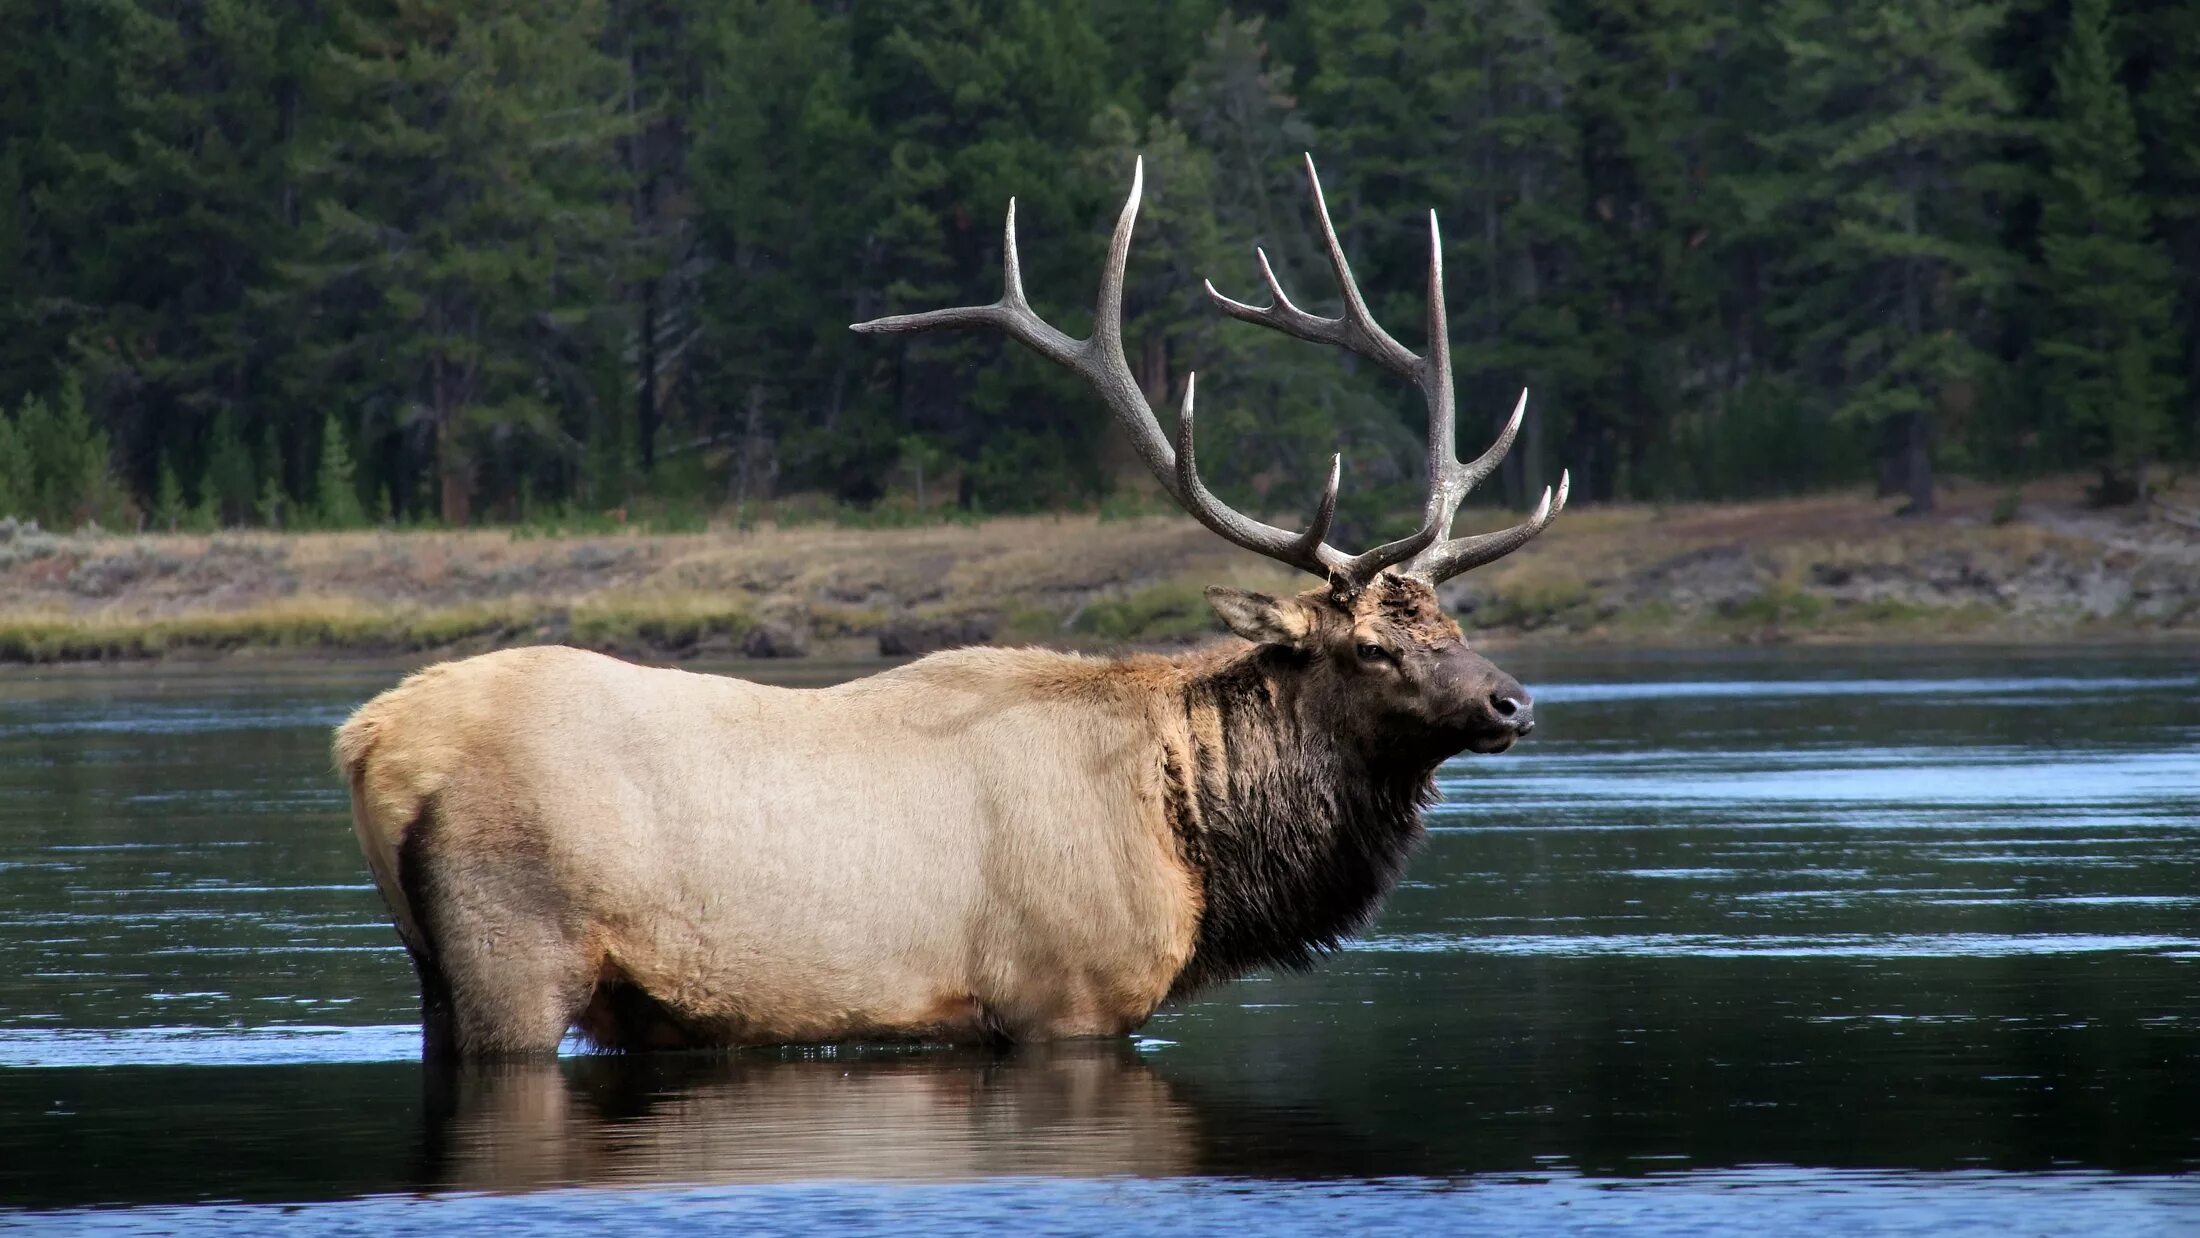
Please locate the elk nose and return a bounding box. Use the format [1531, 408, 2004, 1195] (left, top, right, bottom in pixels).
[1491, 689, 1535, 735]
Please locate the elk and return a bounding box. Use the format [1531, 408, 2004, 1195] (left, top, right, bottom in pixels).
[336, 155, 1567, 1059]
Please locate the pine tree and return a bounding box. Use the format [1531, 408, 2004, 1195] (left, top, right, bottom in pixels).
[23, 1, 313, 510]
[185, 461, 219, 532]
[152, 455, 185, 531]
[205, 413, 256, 526]
[2129, 0, 2200, 459]
[1769, 0, 2016, 513]
[12, 393, 58, 525]
[873, 0, 1116, 508]
[12, 374, 126, 529]
[1163, 14, 1416, 534]
[1296, 0, 1433, 342]
[609, 0, 712, 475]
[2036, 0, 2178, 502]
[691, 0, 877, 504]
[3, 0, 2190, 516]
[314, 414, 367, 528]
[1422, 0, 1590, 505]
[0, 3, 125, 417]
[0, 402, 29, 520]
[285, 0, 628, 526]
[257, 473, 285, 529]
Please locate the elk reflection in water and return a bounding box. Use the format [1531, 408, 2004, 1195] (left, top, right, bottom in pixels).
[424, 1044, 1196, 1191]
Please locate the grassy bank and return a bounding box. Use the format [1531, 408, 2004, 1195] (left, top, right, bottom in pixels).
[1, 477, 2194, 665]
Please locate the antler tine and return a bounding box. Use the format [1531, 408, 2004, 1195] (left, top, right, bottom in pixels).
[1092, 157, 1139, 360]
[1408, 469, 1571, 584]
[1201, 156, 1420, 384]
[1001, 197, 1029, 310]
[1299, 155, 1421, 381]
[852, 195, 1081, 370]
[1173, 374, 1346, 575]
[1458, 388, 1528, 495]
[855, 160, 1172, 490]
[1418, 208, 1460, 536]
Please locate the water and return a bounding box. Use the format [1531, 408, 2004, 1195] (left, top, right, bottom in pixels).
[2, 646, 2197, 1233]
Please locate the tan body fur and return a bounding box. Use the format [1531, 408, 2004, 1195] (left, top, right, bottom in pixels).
[339, 644, 1208, 1053]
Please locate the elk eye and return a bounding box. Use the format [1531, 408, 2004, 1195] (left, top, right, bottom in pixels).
[1356, 642, 1388, 663]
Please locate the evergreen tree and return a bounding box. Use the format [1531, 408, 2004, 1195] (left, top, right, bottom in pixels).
[866, 0, 1120, 509]
[0, 2, 128, 414]
[690, 0, 877, 504]
[257, 471, 285, 529]
[33, 1, 311, 505]
[1169, 14, 1317, 257]
[1167, 13, 1419, 534]
[205, 413, 256, 526]
[1423, 0, 1589, 505]
[1769, 0, 2016, 513]
[153, 455, 185, 531]
[184, 471, 219, 533]
[314, 414, 367, 528]
[0, 0, 2193, 523]
[1559, 0, 1731, 501]
[0, 402, 28, 520]
[609, 0, 710, 475]
[2037, 0, 2179, 501]
[283, 0, 628, 526]
[11, 374, 127, 529]
[2129, 0, 2200, 457]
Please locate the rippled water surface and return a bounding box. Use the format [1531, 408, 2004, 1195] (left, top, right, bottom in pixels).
[2, 646, 2197, 1233]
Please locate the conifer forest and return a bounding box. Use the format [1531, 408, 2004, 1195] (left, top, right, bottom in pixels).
[2, 0, 2195, 535]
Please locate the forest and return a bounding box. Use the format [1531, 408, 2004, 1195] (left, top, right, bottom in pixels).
[1, 0, 2195, 537]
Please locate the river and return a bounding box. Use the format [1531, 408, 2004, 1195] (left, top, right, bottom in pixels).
[2, 646, 2196, 1233]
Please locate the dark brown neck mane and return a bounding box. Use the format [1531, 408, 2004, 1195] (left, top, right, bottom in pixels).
[1161, 642, 1441, 997]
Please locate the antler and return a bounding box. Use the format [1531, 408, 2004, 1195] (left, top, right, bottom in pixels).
[851, 155, 1563, 592]
[1206, 155, 1567, 585]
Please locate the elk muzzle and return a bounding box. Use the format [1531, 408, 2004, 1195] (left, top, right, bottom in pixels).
[1432, 649, 1535, 754]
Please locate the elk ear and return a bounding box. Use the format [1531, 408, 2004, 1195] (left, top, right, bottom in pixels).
[1205, 586, 1313, 647]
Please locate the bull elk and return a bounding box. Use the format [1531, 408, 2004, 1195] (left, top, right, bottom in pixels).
[337, 155, 1567, 1059]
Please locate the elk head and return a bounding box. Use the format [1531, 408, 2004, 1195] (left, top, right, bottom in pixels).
[855, 155, 1565, 764]
[1204, 573, 1532, 759]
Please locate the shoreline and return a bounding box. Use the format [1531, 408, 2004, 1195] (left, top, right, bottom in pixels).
[2, 481, 2194, 666]
[2, 619, 2194, 675]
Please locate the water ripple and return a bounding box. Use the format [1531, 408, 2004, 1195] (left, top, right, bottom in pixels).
[1352, 932, 2200, 958]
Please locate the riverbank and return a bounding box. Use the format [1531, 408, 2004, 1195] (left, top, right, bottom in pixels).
[1, 477, 2193, 664]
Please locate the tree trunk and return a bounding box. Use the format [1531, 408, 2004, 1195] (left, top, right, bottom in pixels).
[1875, 416, 1903, 498]
[436, 415, 471, 527]
[1521, 397, 1546, 506]
[1139, 333, 1169, 407]
[730, 382, 772, 516]
[1899, 410, 1933, 515]
[638, 281, 660, 472]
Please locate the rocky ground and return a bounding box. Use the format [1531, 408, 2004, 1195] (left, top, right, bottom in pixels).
[0, 476, 2194, 663]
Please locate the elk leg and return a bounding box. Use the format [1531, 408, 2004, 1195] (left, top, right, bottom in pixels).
[432, 913, 595, 1057]
[411, 944, 458, 1061]
[404, 807, 594, 1058]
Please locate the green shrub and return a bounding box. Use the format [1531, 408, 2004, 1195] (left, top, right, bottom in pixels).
[569, 595, 752, 649]
[1722, 583, 1826, 628]
[1072, 581, 1218, 644]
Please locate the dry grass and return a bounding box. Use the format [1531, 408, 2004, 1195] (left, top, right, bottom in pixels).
[1, 479, 2193, 663]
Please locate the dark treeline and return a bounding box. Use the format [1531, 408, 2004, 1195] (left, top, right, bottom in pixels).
[1, 0, 2194, 532]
